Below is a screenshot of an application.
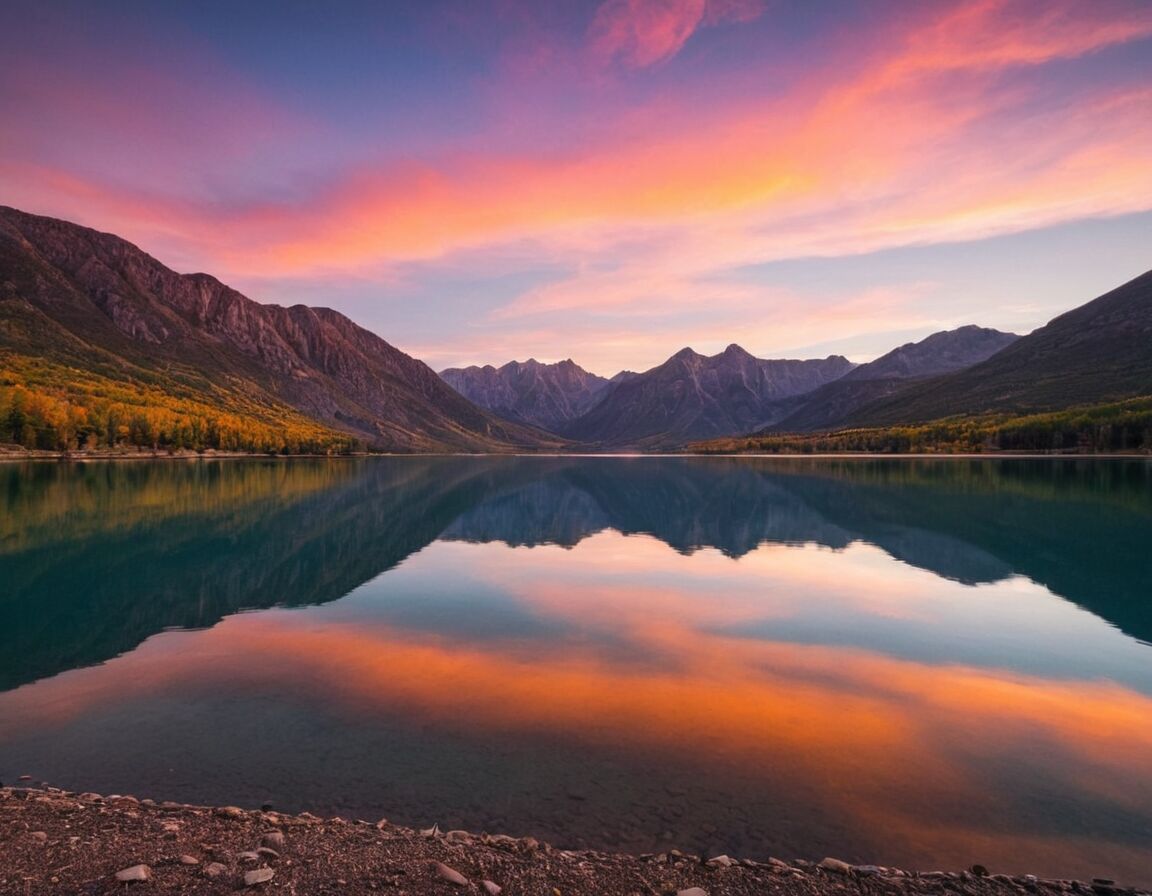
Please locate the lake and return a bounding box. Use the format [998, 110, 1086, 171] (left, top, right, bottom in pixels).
[2, 456, 1151, 885]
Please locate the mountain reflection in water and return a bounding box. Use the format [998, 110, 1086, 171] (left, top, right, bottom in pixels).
[2, 457, 1150, 886]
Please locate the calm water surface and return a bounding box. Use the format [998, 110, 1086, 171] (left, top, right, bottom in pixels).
[2, 457, 1151, 884]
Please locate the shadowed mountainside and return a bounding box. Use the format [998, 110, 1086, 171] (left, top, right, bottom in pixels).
[759, 326, 1019, 433]
[0, 206, 559, 452]
[848, 270, 1152, 426]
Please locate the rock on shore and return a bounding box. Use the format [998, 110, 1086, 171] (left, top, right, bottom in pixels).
[0, 786, 1147, 896]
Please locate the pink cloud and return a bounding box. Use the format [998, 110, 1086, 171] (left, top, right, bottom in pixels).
[587, 0, 765, 70]
[2, 0, 1150, 376]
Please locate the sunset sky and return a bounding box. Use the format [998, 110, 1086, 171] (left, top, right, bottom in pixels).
[3, 0, 1151, 375]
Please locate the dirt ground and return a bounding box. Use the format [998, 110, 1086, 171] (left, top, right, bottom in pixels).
[1, 787, 1146, 896]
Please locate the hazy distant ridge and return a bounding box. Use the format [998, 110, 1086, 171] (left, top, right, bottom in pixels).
[440, 358, 612, 431]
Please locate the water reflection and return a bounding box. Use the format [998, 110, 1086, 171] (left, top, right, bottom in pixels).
[1, 457, 1151, 884]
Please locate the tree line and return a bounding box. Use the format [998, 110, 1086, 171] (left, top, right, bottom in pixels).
[0, 380, 364, 455]
[691, 397, 1152, 455]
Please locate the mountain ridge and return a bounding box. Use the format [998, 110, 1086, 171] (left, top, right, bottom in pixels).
[847, 270, 1152, 427]
[561, 344, 856, 448]
[764, 325, 1020, 433]
[0, 206, 560, 453]
[440, 357, 611, 431]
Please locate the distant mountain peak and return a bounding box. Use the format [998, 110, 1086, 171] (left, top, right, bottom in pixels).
[842, 325, 1019, 383]
[440, 357, 610, 432]
[564, 345, 855, 448]
[762, 325, 1021, 434]
[847, 270, 1152, 425]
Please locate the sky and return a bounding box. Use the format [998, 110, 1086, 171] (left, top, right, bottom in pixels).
[1, 0, 1150, 376]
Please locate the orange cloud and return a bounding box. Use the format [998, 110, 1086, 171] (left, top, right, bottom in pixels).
[3, 0, 1150, 360]
[208, 2, 1152, 284]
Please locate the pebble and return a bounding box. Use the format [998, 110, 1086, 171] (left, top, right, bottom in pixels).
[482, 881, 503, 895]
[114, 865, 152, 883]
[257, 847, 280, 860]
[971, 865, 990, 877]
[238, 850, 263, 862]
[203, 862, 228, 879]
[706, 855, 735, 868]
[179, 855, 200, 865]
[678, 889, 709, 896]
[261, 831, 285, 850]
[445, 829, 472, 843]
[244, 867, 275, 886]
[31, 831, 47, 843]
[819, 857, 853, 875]
[436, 862, 469, 886]
[215, 805, 246, 819]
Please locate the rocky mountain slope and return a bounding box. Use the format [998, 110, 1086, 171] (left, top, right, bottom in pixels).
[563, 344, 855, 448]
[842, 326, 1019, 383]
[440, 358, 611, 430]
[849, 270, 1152, 426]
[765, 326, 1018, 433]
[0, 206, 558, 452]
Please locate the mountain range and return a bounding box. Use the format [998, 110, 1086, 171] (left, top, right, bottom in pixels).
[441, 328, 1021, 446]
[2, 205, 1149, 453]
[439, 358, 611, 431]
[559, 345, 855, 448]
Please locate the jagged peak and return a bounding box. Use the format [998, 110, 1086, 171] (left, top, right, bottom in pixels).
[719, 343, 755, 360]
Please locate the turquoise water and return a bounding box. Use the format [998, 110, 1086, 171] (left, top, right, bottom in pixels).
[2, 457, 1151, 884]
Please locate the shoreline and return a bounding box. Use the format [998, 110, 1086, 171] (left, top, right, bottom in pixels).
[2, 787, 1147, 895]
[1, 447, 1149, 463]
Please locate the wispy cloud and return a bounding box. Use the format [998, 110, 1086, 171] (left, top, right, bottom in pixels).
[586, 0, 764, 70]
[2, 0, 1150, 370]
